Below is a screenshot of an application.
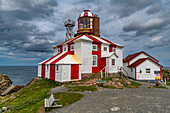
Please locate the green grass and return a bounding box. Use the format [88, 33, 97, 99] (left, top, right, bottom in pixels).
[0, 78, 84, 113]
[0, 78, 57, 113]
[125, 81, 142, 88]
[67, 86, 97, 92]
[148, 86, 169, 89]
[101, 77, 113, 81]
[103, 85, 116, 89]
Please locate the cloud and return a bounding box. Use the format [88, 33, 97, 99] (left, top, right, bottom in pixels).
[145, 36, 169, 49]
[146, 3, 162, 14]
[122, 17, 170, 40]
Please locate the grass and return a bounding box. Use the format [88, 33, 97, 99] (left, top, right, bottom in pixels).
[103, 85, 116, 89]
[0, 78, 57, 113]
[148, 86, 169, 89]
[101, 77, 113, 81]
[0, 78, 84, 113]
[125, 81, 142, 88]
[67, 86, 97, 92]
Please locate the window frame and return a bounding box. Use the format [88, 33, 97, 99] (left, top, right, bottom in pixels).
[63, 46, 67, 52]
[92, 44, 97, 51]
[112, 59, 115, 66]
[58, 48, 60, 53]
[92, 55, 98, 67]
[154, 71, 160, 74]
[112, 48, 116, 53]
[146, 68, 151, 73]
[70, 45, 74, 51]
[56, 65, 59, 73]
[103, 47, 107, 51]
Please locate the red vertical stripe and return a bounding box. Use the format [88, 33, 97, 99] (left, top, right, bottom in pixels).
[92, 42, 101, 73]
[50, 64, 55, 81]
[41, 64, 45, 78]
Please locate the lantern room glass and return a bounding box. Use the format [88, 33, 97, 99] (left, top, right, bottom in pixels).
[79, 17, 91, 29]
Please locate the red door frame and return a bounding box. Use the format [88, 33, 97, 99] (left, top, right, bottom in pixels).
[50, 64, 55, 81]
[71, 64, 79, 79]
[41, 64, 45, 78]
[101, 58, 106, 72]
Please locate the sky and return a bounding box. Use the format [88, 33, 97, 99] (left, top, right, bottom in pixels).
[0, 0, 170, 67]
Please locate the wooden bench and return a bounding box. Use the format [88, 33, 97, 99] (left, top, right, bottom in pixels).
[44, 94, 63, 109]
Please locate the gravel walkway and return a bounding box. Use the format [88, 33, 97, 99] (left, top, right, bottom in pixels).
[49, 82, 170, 113]
[48, 86, 68, 94]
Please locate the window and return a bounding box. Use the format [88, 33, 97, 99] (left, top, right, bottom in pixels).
[56, 65, 59, 72]
[47, 65, 49, 71]
[154, 71, 160, 74]
[78, 17, 91, 29]
[92, 55, 97, 66]
[104, 47, 107, 51]
[71, 45, 74, 51]
[112, 59, 115, 65]
[131, 68, 133, 72]
[92, 45, 97, 51]
[146, 68, 150, 73]
[63, 46, 66, 52]
[113, 48, 116, 53]
[58, 48, 60, 53]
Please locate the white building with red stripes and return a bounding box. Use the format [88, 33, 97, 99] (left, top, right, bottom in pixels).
[38, 10, 124, 82]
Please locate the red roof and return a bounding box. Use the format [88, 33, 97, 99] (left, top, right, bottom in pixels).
[54, 34, 118, 48]
[128, 58, 163, 68]
[123, 51, 159, 63]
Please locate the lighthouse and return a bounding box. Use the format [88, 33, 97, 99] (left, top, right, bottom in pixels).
[75, 10, 100, 37]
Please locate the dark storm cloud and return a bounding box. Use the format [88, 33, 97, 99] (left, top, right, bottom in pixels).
[0, 0, 59, 55]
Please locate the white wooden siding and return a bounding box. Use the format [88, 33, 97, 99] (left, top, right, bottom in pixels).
[45, 64, 50, 79]
[81, 41, 92, 73]
[136, 60, 160, 80]
[61, 65, 71, 82]
[38, 64, 41, 77]
[55, 65, 62, 82]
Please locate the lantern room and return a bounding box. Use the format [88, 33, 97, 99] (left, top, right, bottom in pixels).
[75, 10, 100, 37]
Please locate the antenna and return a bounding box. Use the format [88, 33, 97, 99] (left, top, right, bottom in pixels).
[64, 19, 75, 41]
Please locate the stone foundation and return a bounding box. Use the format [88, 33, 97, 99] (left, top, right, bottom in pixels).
[81, 73, 101, 80]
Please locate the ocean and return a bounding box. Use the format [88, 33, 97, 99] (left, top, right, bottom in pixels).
[0, 66, 37, 86]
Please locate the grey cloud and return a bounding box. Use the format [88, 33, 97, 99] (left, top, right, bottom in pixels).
[122, 17, 170, 39]
[145, 36, 169, 49]
[146, 3, 162, 14]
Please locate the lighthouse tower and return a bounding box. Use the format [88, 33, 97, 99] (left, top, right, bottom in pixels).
[75, 10, 100, 37]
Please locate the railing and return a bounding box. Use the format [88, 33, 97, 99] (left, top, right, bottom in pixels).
[100, 66, 109, 78]
[118, 66, 129, 79]
[161, 75, 166, 85]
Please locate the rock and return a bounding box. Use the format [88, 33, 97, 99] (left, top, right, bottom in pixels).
[0, 74, 13, 95]
[125, 80, 131, 85]
[111, 107, 120, 111]
[7, 85, 24, 95]
[25, 77, 40, 87]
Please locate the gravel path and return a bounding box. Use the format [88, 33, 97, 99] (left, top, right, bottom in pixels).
[49, 82, 170, 113]
[48, 86, 67, 94]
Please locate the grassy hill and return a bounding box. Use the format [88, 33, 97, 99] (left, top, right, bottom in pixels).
[0, 78, 84, 113]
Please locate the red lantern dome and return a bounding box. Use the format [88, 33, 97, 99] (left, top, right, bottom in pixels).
[79, 10, 94, 17]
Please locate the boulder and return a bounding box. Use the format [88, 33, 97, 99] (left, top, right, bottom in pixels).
[0, 74, 13, 95]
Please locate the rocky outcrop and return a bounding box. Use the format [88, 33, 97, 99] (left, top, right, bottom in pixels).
[0, 74, 13, 95]
[25, 77, 40, 87]
[7, 85, 24, 95]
